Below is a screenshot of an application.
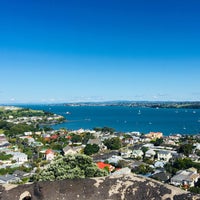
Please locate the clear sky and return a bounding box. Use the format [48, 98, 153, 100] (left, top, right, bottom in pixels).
[0, 0, 200, 103]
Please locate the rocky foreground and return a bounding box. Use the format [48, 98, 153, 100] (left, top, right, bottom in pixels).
[1, 174, 200, 200]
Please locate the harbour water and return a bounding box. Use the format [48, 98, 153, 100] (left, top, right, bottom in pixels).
[19, 104, 200, 136]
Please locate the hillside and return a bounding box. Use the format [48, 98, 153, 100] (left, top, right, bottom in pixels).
[1, 174, 199, 200]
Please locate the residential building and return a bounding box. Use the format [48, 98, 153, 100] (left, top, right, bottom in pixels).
[145, 149, 156, 158]
[170, 168, 199, 187]
[13, 170, 31, 179]
[107, 155, 123, 165]
[0, 174, 20, 184]
[157, 151, 172, 162]
[87, 138, 107, 150]
[145, 132, 163, 140]
[45, 149, 55, 161]
[151, 172, 172, 183]
[96, 162, 115, 172]
[10, 152, 28, 163]
[131, 150, 144, 159]
[120, 148, 132, 158]
[111, 167, 131, 176]
[62, 146, 82, 155]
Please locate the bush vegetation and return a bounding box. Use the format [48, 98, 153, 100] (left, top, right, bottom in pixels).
[34, 154, 108, 181]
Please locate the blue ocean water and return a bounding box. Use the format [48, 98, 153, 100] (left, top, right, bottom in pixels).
[19, 104, 200, 136]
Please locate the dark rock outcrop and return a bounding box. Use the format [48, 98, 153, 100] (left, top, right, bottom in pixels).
[0, 174, 199, 200]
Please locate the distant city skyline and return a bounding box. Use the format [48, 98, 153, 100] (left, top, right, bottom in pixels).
[0, 0, 200, 104]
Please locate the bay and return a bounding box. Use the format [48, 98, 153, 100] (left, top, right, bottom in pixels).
[19, 104, 200, 136]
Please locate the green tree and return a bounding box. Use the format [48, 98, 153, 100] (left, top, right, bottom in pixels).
[84, 144, 100, 155]
[93, 127, 115, 134]
[34, 154, 108, 181]
[103, 137, 122, 150]
[152, 138, 163, 146]
[102, 127, 115, 134]
[71, 134, 82, 144]
[178, 143, 193, 156]
[0, 152, 13, 160]
[82, 132, 95, 144]
[133, 164, 153, 175]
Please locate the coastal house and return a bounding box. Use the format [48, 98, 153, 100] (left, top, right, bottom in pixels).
[145, 132, 163, 140]
[10, 152, 28, 163]
[0, 174, 20, 184]
[194, 143, 200, 151]
[19, 136, 35, 144]
[96, 162, 115, 172]
[62, 146, 82, 155]
[189, 154, 200, 162]
[120, 148, 132, 158]
[154, 161, 165, 168]
[132, 136, 140, 143]
[170, 168, 199, 187]
[13, 170, 31, 180]
[107, 155, 123, 165]
[45, 149, 55, 161]
[24, 131, 33, 136]
[151, 172, 172, 183]
[122, 137, 134, 145]
[168, 134, 181, 141]
[157, 151, 172, 162]
[0, 134, 10, 148]
[35, 131, 42, 135]
[145, 149, 156, 158]
[50, 134, 59, 140]
[131, 150, 144, 159]
[142, 143, 154, 149]
[31, 141, 43, 147]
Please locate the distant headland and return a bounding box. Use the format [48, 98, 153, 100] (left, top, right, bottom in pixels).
[63, 101, 200, 109]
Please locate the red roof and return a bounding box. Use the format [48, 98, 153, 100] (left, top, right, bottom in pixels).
[45, 149, 54, 155]
[66, 135, 72, 139]
[50, 134, 59, 140]
[96, 162, 114, 172]
[44, 137, 50, 142]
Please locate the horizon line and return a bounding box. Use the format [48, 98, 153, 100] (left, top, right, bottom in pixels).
[1, 100, 200, 105]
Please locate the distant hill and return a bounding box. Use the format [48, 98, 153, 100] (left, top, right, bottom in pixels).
[1, 174, 199, 200]
[63, 101, 200, 109]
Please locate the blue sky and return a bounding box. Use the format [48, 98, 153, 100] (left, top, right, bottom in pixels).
[0, 0, 200, 103]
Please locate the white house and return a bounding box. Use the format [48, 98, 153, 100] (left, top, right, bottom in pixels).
[120, 148, 132, 158]
[157, 151, 172, 162]
[145, 149, 156, 158]
[171, 168, 200, 187]
[0, 174, 20, 184]
[10, 152, 28, 163]
[131, 150, 144, 159]
[107, 155, 123, 164]
[24, 132, 32, 136]
[87, 138, 107, 150]
[63, 146, 82, 155]
[45, 149, 55, 161]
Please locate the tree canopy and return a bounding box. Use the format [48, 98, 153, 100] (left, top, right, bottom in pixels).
[84, 144, 100, 155]
[103, 137, 122, 150]
[34, 154, 108, 181]
[178, 143, 193, 156]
